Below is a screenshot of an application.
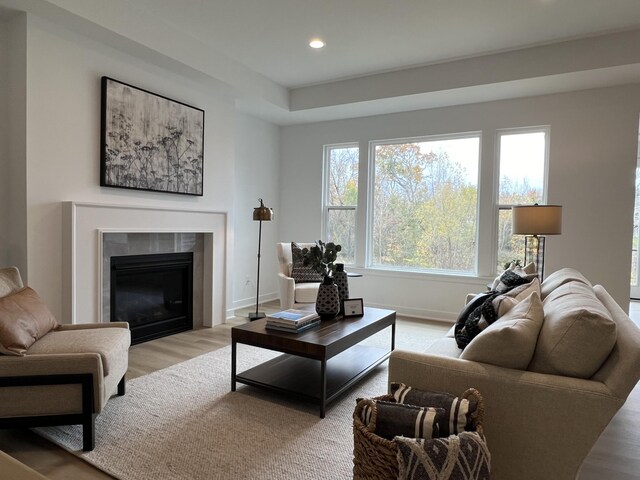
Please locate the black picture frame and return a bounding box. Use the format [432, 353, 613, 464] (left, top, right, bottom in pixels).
[342, 298, 364, 317]
[100, 76, 205, 196]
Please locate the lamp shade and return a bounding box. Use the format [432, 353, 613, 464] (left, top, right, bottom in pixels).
[253, 198, 274, 221]
[512, 204, 562, 235]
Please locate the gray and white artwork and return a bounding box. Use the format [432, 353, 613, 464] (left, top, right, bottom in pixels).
[101, 77, 204, 195]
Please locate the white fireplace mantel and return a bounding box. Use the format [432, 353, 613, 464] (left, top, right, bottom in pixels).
[62, 201, 227, 327]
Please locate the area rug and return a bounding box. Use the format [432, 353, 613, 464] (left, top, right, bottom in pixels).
[35, 330, 438, 480]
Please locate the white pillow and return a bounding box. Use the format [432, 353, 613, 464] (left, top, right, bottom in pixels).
[492, 277, 541, 318]
[460, 292, 544, 370]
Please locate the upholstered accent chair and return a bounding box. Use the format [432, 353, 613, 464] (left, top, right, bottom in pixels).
[0, 266, 131, 451]
[276, 242, 321, 309]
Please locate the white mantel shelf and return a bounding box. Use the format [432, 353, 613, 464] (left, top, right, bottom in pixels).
[62, 201, 228, 327]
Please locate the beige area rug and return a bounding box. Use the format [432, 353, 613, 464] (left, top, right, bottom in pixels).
[35, 329, 438, 480]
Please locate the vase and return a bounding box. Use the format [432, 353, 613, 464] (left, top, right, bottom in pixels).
[315, 276, 340, 319]
[333, 263, 349, 314]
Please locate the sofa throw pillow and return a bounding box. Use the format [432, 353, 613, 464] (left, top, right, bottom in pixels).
[290, 242, 323, 283]
[390, 383, 482, 435]
[490, 262, 537, 292]
[358, 399, 445, 440]
[528, 281, 617, 378]
[396, 431, 491, 480]
[491, 277, 541, 319]
[454, 277, 540, 349]
[0, 287, 59, 356]
[461, 292, 544, 370]
[540, 267, 592, 300]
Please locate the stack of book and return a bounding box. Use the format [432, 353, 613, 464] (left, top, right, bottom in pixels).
[265, 309, 320, 333]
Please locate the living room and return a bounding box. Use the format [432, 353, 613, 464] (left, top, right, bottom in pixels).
[2, 0, 640, 479]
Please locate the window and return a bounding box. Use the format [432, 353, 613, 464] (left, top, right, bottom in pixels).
[370, 134, 480, 273]
[323, 144, 358, 264]
[496, 128, 548, 271]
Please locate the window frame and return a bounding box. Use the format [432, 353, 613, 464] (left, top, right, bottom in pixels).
[494, 126, 551, 273]
[322, 143, 359, 266]
[366, 131, 482, 275]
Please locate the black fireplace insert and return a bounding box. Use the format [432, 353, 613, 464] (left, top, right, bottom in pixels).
[110, 252, 193, 344]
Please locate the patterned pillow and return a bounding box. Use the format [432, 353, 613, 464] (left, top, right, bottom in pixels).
[455, 276, 540, 349]
[396, 432, 491, 480]
[358, 398, 445, 440]
[390, 383, 482, 435]
[290, 242, 323, 283]
[490, 262, 537, 292]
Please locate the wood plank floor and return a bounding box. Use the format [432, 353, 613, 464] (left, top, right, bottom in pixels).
[1, 301, 639, 479]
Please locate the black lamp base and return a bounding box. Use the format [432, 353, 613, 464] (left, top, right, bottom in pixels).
[249, 311, 266, 321]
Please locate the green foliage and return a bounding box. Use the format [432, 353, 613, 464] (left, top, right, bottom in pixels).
[302, 240, 342, 277]
[372, 142, 477, 271]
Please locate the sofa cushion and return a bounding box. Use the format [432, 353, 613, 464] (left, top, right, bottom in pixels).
[358, 398, 445, 440]
[0, 287, 58, 356]
[425, 337, 463, 358]
[460, 292, 544, 369]
[26, 327, 130, 376]
[290, 242, 323, 283]
[528, 281, 617, 378]
[540, 267, 592, 299]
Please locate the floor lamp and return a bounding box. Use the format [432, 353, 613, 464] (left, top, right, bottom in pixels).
[249, 198, 274, 320]
[512, 204, 562, 280]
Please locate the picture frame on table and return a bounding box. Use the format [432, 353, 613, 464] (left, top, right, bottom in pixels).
[100, 76, 205, 196]
[342, 298, 364, 317]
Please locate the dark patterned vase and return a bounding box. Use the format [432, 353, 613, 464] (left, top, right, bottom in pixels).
[333, 263, 349, 314]
[315, 276, 340, 319]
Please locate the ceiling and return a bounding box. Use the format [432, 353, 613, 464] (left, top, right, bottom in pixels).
[2, 0, 640, 124]
[126, 0, 640, 88]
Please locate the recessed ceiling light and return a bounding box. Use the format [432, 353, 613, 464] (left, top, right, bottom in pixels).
[309, 38, 325, 49]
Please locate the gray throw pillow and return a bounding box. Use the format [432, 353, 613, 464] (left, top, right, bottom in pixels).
[290, 242, 323, 283]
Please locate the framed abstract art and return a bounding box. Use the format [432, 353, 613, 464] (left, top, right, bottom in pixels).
[100, 77, 204, 196]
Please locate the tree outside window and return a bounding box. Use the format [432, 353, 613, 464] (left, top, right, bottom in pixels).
[324, 145, 358, 264]
[371, 135, 480, 273]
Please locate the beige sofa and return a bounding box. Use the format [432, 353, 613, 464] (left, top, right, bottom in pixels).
[0, 267, 131, 451]
[276, 242, 320, 309]
[388, 268, 640, 480]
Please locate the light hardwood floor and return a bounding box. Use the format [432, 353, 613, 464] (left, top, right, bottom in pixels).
[1, 301, 639, 479]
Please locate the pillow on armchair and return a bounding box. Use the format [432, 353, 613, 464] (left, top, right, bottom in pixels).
[0, 287, 59, 355]
[290, 242, 323, 283]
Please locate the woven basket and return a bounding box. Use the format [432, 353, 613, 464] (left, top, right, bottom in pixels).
[352, 389, 485, 480]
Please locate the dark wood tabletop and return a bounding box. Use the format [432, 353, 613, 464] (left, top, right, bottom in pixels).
[231, 307, 396, 360]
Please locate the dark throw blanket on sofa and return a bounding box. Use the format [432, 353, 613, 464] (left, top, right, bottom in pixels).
[454, 270, 531, 349]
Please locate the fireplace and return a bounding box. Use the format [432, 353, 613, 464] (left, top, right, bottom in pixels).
[110, 252, 194, 344]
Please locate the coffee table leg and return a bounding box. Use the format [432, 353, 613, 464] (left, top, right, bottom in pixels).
[320, 359, 327, 418]
[231, 340, 237, 392]
[391, 321, 396, 351]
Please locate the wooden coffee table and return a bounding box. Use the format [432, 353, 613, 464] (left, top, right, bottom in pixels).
[231, 307, 395, 418]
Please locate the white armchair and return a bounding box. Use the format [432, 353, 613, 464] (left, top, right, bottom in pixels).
[276, 242, 321, 309]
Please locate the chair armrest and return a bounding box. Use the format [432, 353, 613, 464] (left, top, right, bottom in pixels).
[55, 322, 129, 331]
[389, 350, 622, 479]
[0, 353, 104, 412]
[278, 272, 295, 309]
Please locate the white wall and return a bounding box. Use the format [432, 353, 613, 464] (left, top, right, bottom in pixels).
[281, 85, 640, 319]
[0, 17, 8, 267]
[233, 112, 280, 312]
[13, 12, 257, 321]
[0, 14, 28, 273]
